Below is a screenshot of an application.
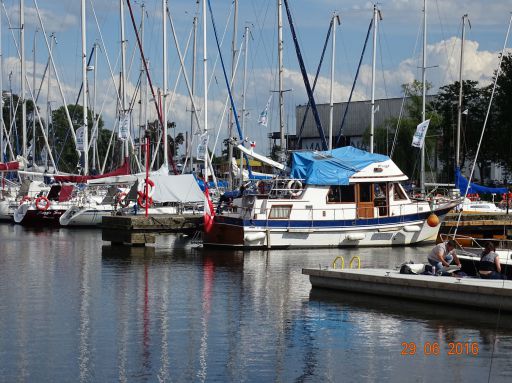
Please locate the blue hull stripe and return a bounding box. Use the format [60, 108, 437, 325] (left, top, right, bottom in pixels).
[215, 207, 452, 229]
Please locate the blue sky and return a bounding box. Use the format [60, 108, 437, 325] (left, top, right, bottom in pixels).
[2, 0, 511, 156]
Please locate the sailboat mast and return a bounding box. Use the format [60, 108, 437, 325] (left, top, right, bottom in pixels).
[0, 7, 3, 165]
[120, 0, 128, 160]
[420, 0, 427, 195]
[239, 25, 249, 184]
[456, 14, 468, 170]
[202, 0, 208, 182]
[227, 0, 238, 188]
[189, 14, 198, 174]
[20, 0, 26, 159]
[370, 4, 378, 154]
[81, 0, 88, 175]
[277, 0, 285, 161]
[92, 42, 98, 171]
[138, 3, 145, 166]
[32, 29, 36, 165]
[162, 0, 169, 169]
[328, 13, 340, 151]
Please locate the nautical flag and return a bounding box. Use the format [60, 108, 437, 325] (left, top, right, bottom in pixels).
[118, 113, 131, 140]
[258, 95, 272, 127]
[411, 119, 430, 148]
[203, 177, 215, 234]
[197, 133, 209, 161]
[76, 126, 85, 151]
[462, 109, 469, 115]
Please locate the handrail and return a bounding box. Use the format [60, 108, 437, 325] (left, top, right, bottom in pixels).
[349, 256, 361, 269]
[332, 256, 345, 269]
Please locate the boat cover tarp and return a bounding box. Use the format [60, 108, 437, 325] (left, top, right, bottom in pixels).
[455, 168, 507, 194]
[196, 177, 229, 191]
[54, 161, 130, 183]
[150, 174, 204, 203]
[290, 146, 389, 185]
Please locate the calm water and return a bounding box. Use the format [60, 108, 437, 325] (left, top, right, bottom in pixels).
[1, 224, 512, 382]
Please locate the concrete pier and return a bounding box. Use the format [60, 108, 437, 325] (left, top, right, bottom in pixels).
[303, 268, 512, 311]
[101, 214, 202, 246]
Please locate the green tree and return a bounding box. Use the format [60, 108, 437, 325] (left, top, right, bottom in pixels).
[495, 52, 512, 174]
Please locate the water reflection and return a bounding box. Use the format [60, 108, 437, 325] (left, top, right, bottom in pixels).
[1, 226, 512, 382]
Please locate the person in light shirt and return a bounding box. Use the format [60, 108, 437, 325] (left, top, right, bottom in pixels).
[427, 239, 461, 273]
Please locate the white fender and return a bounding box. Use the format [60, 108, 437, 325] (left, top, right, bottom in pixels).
[244, 232, 266, 242]
[403, 225, 421, 232]
[347, 233, 365, 241]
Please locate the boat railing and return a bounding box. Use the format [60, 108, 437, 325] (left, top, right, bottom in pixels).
[440, 233, 512, 252]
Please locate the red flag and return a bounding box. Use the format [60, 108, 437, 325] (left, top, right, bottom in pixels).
[203, 179, 215, 233]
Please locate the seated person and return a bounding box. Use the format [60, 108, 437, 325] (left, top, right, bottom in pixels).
[427, 239, 461, 273]
[478, 242, 507, 280]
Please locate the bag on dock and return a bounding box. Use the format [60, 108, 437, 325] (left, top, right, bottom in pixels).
[399, 262, 425, 275]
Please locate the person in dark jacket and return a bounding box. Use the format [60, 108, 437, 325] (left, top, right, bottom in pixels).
[478, 242, 507, 279]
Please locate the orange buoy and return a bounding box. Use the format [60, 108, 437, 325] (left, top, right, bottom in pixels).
[427, 213, 440, 227]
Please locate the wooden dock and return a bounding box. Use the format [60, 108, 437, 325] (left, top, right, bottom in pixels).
[101, 214, 202, 246]
[440, 212, 512, 239]
[303, 268, 512, 312]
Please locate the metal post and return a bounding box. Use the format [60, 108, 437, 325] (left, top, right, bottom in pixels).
[456, 15, 467, 170]
[420, 0, 427, 195]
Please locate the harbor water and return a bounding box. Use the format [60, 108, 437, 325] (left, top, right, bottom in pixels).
[1, 224, 512, 382]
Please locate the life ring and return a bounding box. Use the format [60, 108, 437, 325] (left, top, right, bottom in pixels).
[287, 180, 303, 198]
[35, 196, 51, 211]
[137, 192, 153, 209]
[117, 192, 130, 208]
[137, 178, 155, 198]
[19, 196, 32, 205]
[256, 180, 266, 195]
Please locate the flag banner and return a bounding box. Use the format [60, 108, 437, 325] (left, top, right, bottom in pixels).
[118, 113, 131, 140]
[411, 119, 430, 148]
[197, 133, 209, 161]
[76, 126, 85, 151]
[258, 95, 272, 127]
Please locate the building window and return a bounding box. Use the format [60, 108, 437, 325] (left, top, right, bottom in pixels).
[268, 205, 292, 219]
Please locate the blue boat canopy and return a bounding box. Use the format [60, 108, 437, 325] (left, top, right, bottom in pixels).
[455, 168, 507, 194]
[290, 146, 390, 186]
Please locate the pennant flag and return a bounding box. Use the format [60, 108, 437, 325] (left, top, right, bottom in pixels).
[411, 119, 430, 148]
[203, 178, 215, 234]
[462, 109, 469, 115]
[258, 95, 272, 127]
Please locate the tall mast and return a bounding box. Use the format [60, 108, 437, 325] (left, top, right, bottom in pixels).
[92, 42, 98, 171]
[81, 0, 88, 175]
[46, 34, 55, 170]
[138, 3, 145, 166]
[277, 0, 285, 161]
[162, 0, 168, 169]
[120, 0, 128, 159]
[20, 0, 26, 159]
[0, 7, 3, 164]
[190, 13, 198, 173]
[202, 0, 208, 181]
[32, 29, 36, 164]
[420, 0, 427, 195]
[328, 13, 340, 151]
[456, 14, 468, 170]
[239, 25, 249, 185]
[227, 0, 238, 188]
[370, 4, 378, 154]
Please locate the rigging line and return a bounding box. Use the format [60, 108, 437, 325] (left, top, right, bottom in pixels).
[434, 0, 458, 85]
[455, 13, 512, 239]
[334, 18, 373, 147]
[125, 0, 178, 174]
[296, 19, 332, 147]
[282, 0, 327, 151]
[389, 92, 406, 158]
[250, 0, 274, 75]
[207, 0, 253, 179]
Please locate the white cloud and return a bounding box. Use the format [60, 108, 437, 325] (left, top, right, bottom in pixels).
[6, 5, 78, 33]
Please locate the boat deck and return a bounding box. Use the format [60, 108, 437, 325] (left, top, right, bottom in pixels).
[302, 267, 512, 311]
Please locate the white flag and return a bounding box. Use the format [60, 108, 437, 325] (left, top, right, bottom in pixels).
[76, 126, 85, 151]
[258, 95, 272, 127]
[118, 113, 131, 140]
[411, 119, 430, 148]
[196, 133, 209, 161]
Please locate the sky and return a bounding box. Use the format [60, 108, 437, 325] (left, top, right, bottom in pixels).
[1, 0, 511, 157]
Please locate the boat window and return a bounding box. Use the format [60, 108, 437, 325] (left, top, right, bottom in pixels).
[359, 183, 373, 202]
[393, 183, 407, 201]
[268, 205, 292, 219]
[327, 185, 355, 203]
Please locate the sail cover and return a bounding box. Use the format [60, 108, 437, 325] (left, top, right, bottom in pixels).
[0, 161, 20, 172]
[54, 161, 130, 183]
[455, 168, 507, 194]
[290, 146, 389, 185]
